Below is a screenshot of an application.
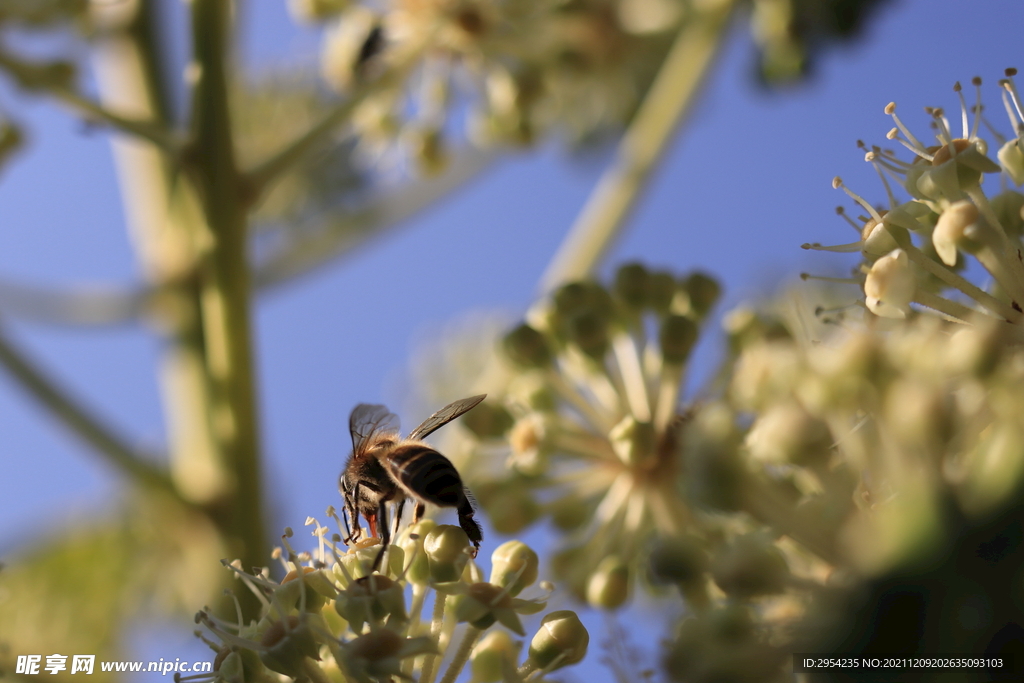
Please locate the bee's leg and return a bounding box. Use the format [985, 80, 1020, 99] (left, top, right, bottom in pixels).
[457, 497, 483, 558]
[413, 502, 426, 524]
[345, 482, 363, 544]
[371, 498, 391, 573]
[393, 499, 406, 541]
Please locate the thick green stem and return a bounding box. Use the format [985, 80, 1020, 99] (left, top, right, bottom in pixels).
[538, 2, 735, 293]
[187, 0, 266, 612]
[438, 626, 481, 683]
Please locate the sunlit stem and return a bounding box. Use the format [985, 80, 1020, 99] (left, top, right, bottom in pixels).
[912, 291, 980, 322]
[418, 593, 448, 683]
[653, 362, 685, 435]
[538, 0, 736, 292]
[438, 626, 482, 683]
[612, 332, 652, 421]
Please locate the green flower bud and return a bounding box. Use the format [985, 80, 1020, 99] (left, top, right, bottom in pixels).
[990, 189, 1024, 238]
[341, 538, 404, 580]
[503, 324, 552, 368]
[215, 648, 264, 683]
[710, 533, 789, 598]
[566, 310, 610, 360]
[344, 629, 436, 681]
[553, 281, 612, 320]
[998, 139, 1024, 185]
[613, 262, 649, 312]
[453, 583, 524, 634]
[470, 630, 520, 683]
[685, 404, 744, 511]
[646, 271, 677, 315]
[481, 483, 540, 534]
[609, 416, 655, 466]
[660, 315, 698, 365]
[744, 402, 832, 466]
[549, 494, 590, 532]
[507, 373, 558, 412]
[586, 556, 629, 609]
[278, 566, 336, 611]
[424, 525, 472, 582]
[398, 519, 437, 586]
[527, 610, 589, 671]
[335, 575, 407, 632]
[259, 616, 321, 677]
[681, 273, 720, 320]
[460, 400, 514, 439]
[490, 541, 539, 597]
[648, 535, 707, 585]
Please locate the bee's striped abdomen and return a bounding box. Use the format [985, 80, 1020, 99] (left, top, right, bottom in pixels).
[387, 444, 463, 507]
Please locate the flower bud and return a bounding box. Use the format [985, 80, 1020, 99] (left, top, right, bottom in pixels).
[586, 556, 629, 609]
[660, 315, 698, 365]
[503, 324, 552, 368]
[460, 400, 514, 439]
[680, 272, 720, 320]
[608, 416, 655, 466]
[553, 281, 612, 320]
[647, 271, 677, 315]
[342, 537, 403, 580]
[259, 616, 321, 677]
[744, 402, 832, 465]
[549, 494, 590, 532]
[490, 541, 539, 597]
[860, 217, 900, 258]
[470, 630, 520, 683]
[932, 200, 981, 266]
[648, 535, 707, 585]
[613, 262, 649, 312]
[424, 525, 472, 583]
[335, 575, 407, 632]
[278, 566, 337, 611]
[453, 582, 523, 634]
[398, 519, 437, 586]
[998, 139, 1024, 186]
[864, 248, 915, 318]
[526, 610, 589, 671]
[566, 310, 610, 360]
[710, 533, 788, 598]
[344, 629, 436, 681]
[990, 190, 1024, 238]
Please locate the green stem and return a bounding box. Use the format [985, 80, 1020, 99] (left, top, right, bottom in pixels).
[187, 0, 266, 615]
[0, 47, 177, 152]
[418, 593, 448, 683]
[0, 321, 182, 501]
[438, 626, 481, 683]
[537, 2, 735, 293]
[244, 67, 406, 201]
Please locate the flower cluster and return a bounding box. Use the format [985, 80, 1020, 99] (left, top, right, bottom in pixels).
[186, 517, 588, 683]
[804, 69, 1024, 328]
[289, 0, 688, 169]
[454, 264, 720, 605]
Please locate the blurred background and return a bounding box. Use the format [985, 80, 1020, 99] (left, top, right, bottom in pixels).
[1, 0, 1023, 680]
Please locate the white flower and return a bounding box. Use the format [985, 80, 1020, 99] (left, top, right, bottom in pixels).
[864, 249, 915, 318]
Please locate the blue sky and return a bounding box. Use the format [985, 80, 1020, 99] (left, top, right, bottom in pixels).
[1, 0, 1023, 677]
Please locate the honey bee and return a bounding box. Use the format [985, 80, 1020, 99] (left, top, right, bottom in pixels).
[340, 394, 486, 568]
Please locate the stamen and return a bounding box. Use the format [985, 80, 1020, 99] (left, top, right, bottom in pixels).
[886, 102, 927, 152]
[1003, 69, 1024, 123]
[970, 77, 983, 139]
[869, 158, 898, 208]
[836, 206, 862, 232]
[833, 177, 884, 223]
[801, 241, 864, 253]
[800, 273, 861, 285]
[954, 81, 969, 139]
[930, 107, 954, 146]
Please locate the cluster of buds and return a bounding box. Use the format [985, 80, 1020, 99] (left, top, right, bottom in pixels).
[288, 0, 689, 169]
[728, 306, 1024, 574]
[804, 69, 1024, 329]
[187, 516, 588, 683]
[457, 264, 721, 606]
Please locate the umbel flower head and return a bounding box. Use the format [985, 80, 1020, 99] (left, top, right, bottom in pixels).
[289, 0, 689, 170]
[803, 69, 1024, 329]
[458, 264, 721, 605]
[185, 519, 587, 683]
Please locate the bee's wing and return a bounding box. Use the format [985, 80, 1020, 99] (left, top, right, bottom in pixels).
[349, 403, 400, 455]
[407, 394, 487, 441]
